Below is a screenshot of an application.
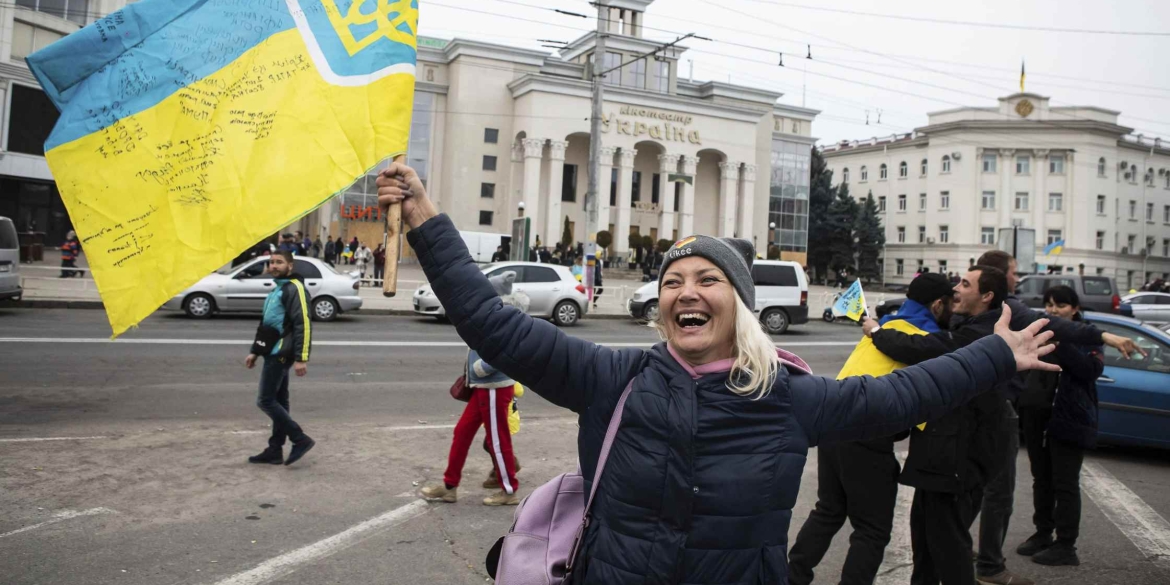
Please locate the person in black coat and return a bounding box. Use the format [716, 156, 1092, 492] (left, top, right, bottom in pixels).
[376, 162, 1059, 585]
[861, 266, 1012, 585]
[1015, 285, 1103, 567]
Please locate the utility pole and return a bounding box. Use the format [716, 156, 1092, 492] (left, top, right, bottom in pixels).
[584, 0, 608, 305]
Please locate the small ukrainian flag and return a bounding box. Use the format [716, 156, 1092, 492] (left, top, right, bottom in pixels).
[1043, 239, 1065, 256]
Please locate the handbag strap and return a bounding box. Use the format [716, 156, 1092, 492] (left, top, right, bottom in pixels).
[582, 378, 635, 520]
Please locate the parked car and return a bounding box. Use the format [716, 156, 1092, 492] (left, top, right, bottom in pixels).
[1016, 274, 1120, 313]
[873, 296, 905, 319]
[413, 262, 589, 326]
[0, 217, 21, 302]
[1083, 312, 1170, 449]
[161, 256, 361, 321]
[626, 260, 809, 334]
[1119, 292, 1170, 323]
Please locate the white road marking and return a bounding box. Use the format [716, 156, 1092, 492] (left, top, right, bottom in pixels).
[0, 508, 116, 539]
[0, 337, 857, 348]
[208, 499, 430, 585]
[0, 436, 110, 443]
[1081, 460, 1170, 570]
[875, 452, 914, 585]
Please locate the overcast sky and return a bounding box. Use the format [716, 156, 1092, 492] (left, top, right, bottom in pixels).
[419, 0, 1170, 145]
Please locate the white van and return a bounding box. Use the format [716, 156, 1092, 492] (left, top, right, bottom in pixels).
[0, 217, 22, 302]
[627, 260, 809, 334]
[460, 231, 512, 263]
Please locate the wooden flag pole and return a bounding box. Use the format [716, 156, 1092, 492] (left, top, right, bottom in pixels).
[382, 155, 405, 297]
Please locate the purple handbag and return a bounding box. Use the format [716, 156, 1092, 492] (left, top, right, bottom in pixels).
[488, 380, 635, 584]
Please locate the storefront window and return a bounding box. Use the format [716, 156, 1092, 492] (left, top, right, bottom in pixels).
[5, 85, 60, 156]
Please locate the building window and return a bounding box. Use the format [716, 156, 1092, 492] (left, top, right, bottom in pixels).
[482, 155, 497, 171]
[1098, 157, 1107, 177]
[1047, 229, 1062, 246]
[1048, 155, 1065, 174]
[1147, 202, 1155, 222]
[918, 225, 926, 243]
[941, 155, 951, 173]
[1146, 170, 1156, 186]
[651, 59, 669, 92]
[920, 159, 928, 176]
[981, 227, 996, 245]
[919, 193, 927, 211]
[939, 260, 948, 274]
[630, 171, 642, 204]
[879, 163, 888, 180]
[1096, 231, 1105, 250]
[939, 225, 949, 243]
[1148, 236, 1156, 254]
[1016, 155, 1030, 175]
[1048, 193, 1063, 212]
[1164, 239, 1170, 257]
[981, 191, 996, 210]
[13, 0, 90, 25]
[878, 196, 886, 212]
[479, 210, 493, 226]
[600, 51, 622, 85]
[623, 57, 646, 89]
[562, 164, 578, 202]
[842, 168, 850, 183]
[1129, 200, 1137, 219]
[897, 226, 906, 243]
[982, 153, 997, 173]
[10, 21, 68, 60]
[609, 168, 618, 206]
[1127, 234, 1136, 252]
[899, 161, 908, 178]
[1165, 205, 1170, 223]
[896, 259, 904, 276]
[917, 259, 925, 273]
[484, 128, 499, 144]
[940, 191, 950, 210]
[480, 183, 495, 198]
[1165, 174, 1170, 189]
[4, 84, 61, 156]
[651, 173, 660, 205]
[860, 166, 868, 182]
[1097, 195, 1107, 215]
[897, 194, 907, 211]
[1015, 192, 1029, 211]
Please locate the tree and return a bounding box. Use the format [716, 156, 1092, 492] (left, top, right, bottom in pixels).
[767, 245, 781, 260]
[596, 230, 613, 252]
[807, 148, 835, 284]
[656, 239, 672, 253]
[854, 191, 885, 284]
[827, 182, 859, 279]
[561, 215, 573, 250]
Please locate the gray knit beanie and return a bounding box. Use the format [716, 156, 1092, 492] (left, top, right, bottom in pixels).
[658, 235, 756, 308]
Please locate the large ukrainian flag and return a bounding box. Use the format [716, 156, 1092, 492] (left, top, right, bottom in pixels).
[26, 0, 418, 336]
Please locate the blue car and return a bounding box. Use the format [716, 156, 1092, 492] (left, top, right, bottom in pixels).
[1082, 313, 1170, 449]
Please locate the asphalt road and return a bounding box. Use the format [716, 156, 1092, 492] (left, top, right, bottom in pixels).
[1, 308, 1168, 585]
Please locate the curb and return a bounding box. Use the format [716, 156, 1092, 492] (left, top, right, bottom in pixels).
[8, 300, 635, 320]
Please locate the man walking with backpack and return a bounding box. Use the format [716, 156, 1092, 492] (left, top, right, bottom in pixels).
[244, 250, 315, 466]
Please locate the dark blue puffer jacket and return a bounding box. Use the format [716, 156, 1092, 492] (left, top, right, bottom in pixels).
[408, 214, 1018, 585]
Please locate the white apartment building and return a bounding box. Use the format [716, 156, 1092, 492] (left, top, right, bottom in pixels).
[823, 92, 1170, 289]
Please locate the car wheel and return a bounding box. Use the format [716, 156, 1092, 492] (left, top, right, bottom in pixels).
[761, 308, 790, 334]
[184, 293, 215, 319]
[553, 301, 580, 327]
[642, 300, 660, 323]
[313, 297, 338, 322]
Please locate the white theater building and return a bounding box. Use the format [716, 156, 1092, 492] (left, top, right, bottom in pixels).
[330, 0, 819, 264]
[823, 93, 1170, 289]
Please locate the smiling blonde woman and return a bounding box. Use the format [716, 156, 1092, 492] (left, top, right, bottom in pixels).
[378, 162, 1059, 585]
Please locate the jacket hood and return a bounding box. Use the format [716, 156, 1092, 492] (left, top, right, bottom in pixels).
[275, 272, 305, 284]
[880, 299, 942, 333]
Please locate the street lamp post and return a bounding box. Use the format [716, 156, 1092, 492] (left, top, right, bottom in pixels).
[768, 222, 776, 259]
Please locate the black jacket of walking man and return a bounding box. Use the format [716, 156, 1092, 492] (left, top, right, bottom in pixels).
[244, 251, 316, 466]
[860, 266, 1013, 585]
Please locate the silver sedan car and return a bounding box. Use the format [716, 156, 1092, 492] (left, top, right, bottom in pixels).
[413, 262, 590, 326]
[161, 256, 362, 321]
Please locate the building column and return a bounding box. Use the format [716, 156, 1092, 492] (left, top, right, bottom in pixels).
[679, 155, 698, 236]
[657, 153, 681, 241]
[737, 164, 756, 241]
[615, 148, 637, 257]
[1033, 149, 1049, 250]
[521, 138, 545, 245]
[718, 161, 740, 237]
[998, 149, 1015, 231]
[597, 146, 617, 233]
[545, 140, 569, 246]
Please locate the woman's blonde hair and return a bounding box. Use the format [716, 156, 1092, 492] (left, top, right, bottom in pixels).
[653, 295, 779, 399]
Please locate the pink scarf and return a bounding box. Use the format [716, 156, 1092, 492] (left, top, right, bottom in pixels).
[668, 344, 813, 380]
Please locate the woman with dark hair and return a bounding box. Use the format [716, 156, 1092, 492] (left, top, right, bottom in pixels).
[1016, 285, 1103, 567]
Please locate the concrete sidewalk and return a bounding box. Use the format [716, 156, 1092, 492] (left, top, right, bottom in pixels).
[16, 250, 863, 317]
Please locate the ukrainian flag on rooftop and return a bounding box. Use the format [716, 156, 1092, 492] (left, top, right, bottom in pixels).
[26, 0, 419, 337]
